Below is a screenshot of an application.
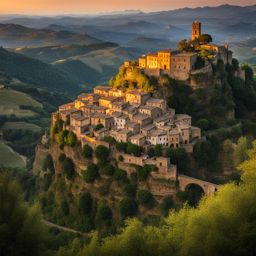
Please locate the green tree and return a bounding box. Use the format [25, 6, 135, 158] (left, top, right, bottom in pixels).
[94, 124, 104, 131]
[136, 190, 154, 209]
[83, 163, 99, 183]
[60, 199, 70, 216]
[160, 196, 174, 216]
[136, 165, 153, 181]
[119, 198, 137, 219]
[116, 142, 127, 152]
[101, 164, 115, 176]
[122, 183, 137, 198]
[154, 144, 162, 157]
[197, 118, 209, 131]
[62, 157, 75, 180]
[64, 131, 77, 147]
[0, 173, 45, 256]
[233, 137, 249, 167]
[95, 145, 109, 161]
[126, 142, 142, 157]
[78, 192, 93, 215]
[96, 204, 112, 225]
[198, 34, 213, 43]
[113, 168, 127, 182]
[83, 144, 93, 159]
[168, 147, 190, 174]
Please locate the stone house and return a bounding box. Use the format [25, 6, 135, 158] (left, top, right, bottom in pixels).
[125, 90, 150, 105]
[146, 98, 167, 111]
[170, 52, 198, 80]
[129, 134, 146, 146]
[93, 85, 111, 97]
[90, 113, 114, 129]
[113, 113, 129, 129]
[139, 105, 162, 119]
[147, 129, 168, 146]
[132, 113, 152, 127]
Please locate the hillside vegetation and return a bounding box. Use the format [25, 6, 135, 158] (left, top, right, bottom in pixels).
[2, 137, 256, 255]
[0, 47, 81, 93]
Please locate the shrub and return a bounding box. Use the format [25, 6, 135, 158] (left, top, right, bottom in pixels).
[101, 164, 115, 176]
[197, 118, 209, 131]
[64, 131, 77, 147]
[103, 136, 116, 144]
[95, 145, 109, 161]
[154, 145, 162, 157]
[94, 124, 104, 131]
[113, 168, 127, 182]
[62, 158, 75, 180]
[82, 144, 93, 159]
[123, 183, 137, 198]
[60, 199, 69, 216]
[136, 165, 153, 181]
[42, 154, 54, 173]
[83, 163, 99, 183]
[119, 198, 137, 219]
[118, 155, 124, 162]
[126, 142, 142, 157]
[96, 204, 112, 225]
[136, 190, 154, 209]
[59, 153, 66, 163]
[78, 192, 92, 215]
[116, 142, 127, 152]
[160, 196, 174, 216]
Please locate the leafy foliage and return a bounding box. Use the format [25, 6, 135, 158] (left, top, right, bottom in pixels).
[82, 144, 93, 159]
[0, 173, 45, 256]
[62, 157, 75, 180]
[83, 163, 99, 183]
[109, 66, 156, 93]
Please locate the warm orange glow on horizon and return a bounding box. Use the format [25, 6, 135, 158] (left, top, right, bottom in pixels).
[0, 0, 255, 14]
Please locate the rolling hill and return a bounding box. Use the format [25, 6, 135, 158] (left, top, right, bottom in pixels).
[14, 42, 118, 63]
[0, 23, 101, 47]
[0, 47, 80, 93]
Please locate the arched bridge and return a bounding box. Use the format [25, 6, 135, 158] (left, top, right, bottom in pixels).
[178, 174, 219, 196]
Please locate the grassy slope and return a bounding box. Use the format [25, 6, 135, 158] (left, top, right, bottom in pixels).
[2, 121, 41, 132]
[0, 88, 42, 117]
[0, 141, 26, 168]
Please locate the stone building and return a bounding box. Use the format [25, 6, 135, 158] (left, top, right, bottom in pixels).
[191, 21, 202, 40]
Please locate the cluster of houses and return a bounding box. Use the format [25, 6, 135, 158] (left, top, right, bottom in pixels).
[53, 86, 201, 153]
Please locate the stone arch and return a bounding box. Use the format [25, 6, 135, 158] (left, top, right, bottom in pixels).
[185, 183, 205, 194]
[178, 174, 219, 196]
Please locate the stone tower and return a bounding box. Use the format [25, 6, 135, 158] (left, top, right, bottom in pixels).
[192, 21, 201, 40]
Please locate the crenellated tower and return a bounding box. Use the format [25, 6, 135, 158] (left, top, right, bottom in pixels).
[192, 21, 201, 41]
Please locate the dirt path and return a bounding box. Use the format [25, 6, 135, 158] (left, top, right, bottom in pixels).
[42, 219, 89, 236]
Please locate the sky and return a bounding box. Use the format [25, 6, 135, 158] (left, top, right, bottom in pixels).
[0, 0, 255, 15]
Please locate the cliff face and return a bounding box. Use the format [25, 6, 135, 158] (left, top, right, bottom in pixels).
[33, 142, 177, 220]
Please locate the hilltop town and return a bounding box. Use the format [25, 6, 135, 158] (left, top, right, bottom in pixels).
[121, 22, 244, 87]
[49, 22, 235, 193]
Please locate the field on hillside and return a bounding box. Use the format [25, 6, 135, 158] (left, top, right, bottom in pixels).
[68, 46, 142, 72]
[0, 141, 26, 168]
[2, 121, 42, 132]
[0, 88, 42, 117]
